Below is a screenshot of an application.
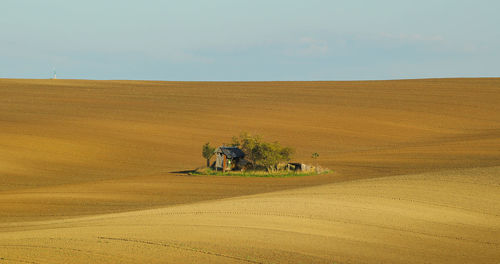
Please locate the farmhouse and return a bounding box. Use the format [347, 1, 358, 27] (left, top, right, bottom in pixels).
[215, 146, 245, 171]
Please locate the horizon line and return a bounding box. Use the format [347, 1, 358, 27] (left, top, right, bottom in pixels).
[1, 76, 499, 83]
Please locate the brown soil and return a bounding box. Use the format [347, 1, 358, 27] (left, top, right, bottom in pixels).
[0, 78, 499, 263]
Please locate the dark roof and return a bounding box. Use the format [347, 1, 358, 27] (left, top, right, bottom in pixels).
[216, 146, 245, 159]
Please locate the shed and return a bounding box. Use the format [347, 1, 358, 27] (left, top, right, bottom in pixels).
[215, 146, 245, 171]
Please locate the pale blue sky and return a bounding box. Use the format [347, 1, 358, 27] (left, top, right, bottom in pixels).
[1, 0, 498, 80]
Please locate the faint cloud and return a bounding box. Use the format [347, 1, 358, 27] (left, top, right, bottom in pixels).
[166, 50, 214, 64]
[284, 37, 329, 57]
[379, 32, 445, 42]
[144, 48, 214, 64]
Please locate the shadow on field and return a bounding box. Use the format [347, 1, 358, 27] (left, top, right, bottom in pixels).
[170, 170, 196, 174]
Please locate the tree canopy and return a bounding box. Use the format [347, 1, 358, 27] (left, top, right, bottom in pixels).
[231, 132, 294, 171]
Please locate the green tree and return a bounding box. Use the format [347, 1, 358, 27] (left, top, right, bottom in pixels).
[202, 142, 215, 167]
[231, 132, 262, 167]
[232, 132, 294, 171]
[257, 142, 294, 172]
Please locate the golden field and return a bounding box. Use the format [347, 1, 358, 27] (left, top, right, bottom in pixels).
[1, 167, 499, 263]
[0, 78, 499, 263]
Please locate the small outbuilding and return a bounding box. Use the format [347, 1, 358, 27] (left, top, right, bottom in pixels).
[287, 162, 314, 172]
[215, 146, 246, 171]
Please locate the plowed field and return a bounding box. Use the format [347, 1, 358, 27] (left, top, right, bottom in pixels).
[1, 78, 499, 263]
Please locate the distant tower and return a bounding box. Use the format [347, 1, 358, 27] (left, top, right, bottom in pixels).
[52, 70, 57, 79]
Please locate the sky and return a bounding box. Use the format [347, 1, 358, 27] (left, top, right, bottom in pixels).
[1, 0, 499, 81]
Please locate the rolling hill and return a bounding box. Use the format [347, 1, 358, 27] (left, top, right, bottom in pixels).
[0, 78, 499, 263]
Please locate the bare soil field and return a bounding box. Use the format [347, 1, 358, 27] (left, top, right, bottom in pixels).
[1, 166, 499, 263]
[0, 78, 499, 262]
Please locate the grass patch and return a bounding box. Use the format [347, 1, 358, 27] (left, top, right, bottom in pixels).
[190, 168, 329, 178]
